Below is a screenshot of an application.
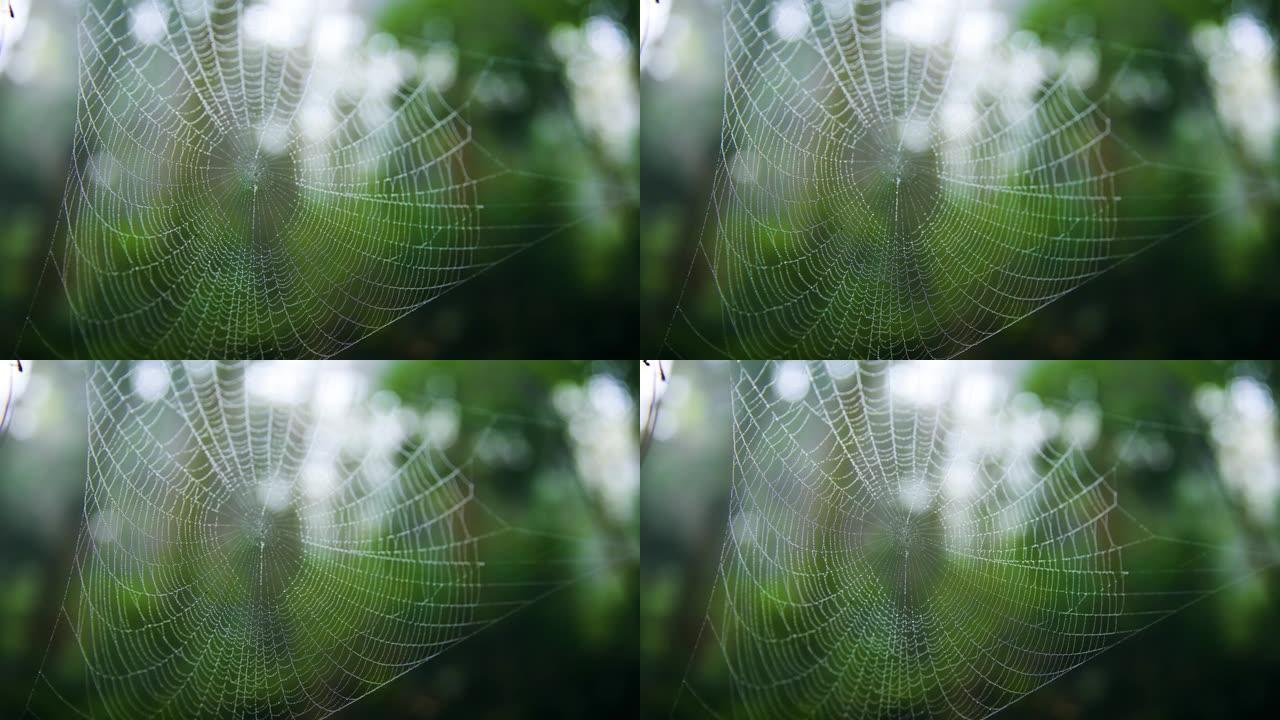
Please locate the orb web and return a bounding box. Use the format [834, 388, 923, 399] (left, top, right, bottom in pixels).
[23, 361, 595, 719]
[664, 0, 1232, 358]
[674, 361, 1276, 719]
[22, 0, 607, 358]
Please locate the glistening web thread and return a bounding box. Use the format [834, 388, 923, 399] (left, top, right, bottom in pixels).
[23, 361, 607, 719]
[664, 0, 1254, 358]
[674, 361, 1279, 719]
[18, 0, 618, 358]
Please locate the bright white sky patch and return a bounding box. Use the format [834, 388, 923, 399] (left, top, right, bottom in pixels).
[312, 11, 363, 62]
[890, 361, 952, 406]
[552, 16, 637, 163]
[557, 373, 638, 519]
[301, 460, 336, 500]
[421, 45, 458, 92]
[942, 459, 977, 500]
[131, 361, 170, 402]
[1228, 14, 1274, 60]
[129, 2, 167, 46]
[772, 361, 810, 403]
[953, 370, 1003, 420]
[1199, 375, 1280, 524]
[248, 361, 306, 405]
[955, 8, 1006, 59]
[1196, 14, 1280, 162]
[244, 0, 310, 49]
[887, 0, 952, 46]
[771, 0, 810, 42]
[587, 16, 629, 61]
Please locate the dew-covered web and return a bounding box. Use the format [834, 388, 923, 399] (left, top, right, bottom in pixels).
[20, 0, 609, 358]
[664, 0, 1243, 358]
[674, 361, 1277, 719]
[23, 361, 597, 719]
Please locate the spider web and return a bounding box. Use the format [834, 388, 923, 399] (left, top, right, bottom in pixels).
[17, 0, 609, 358]
[663, 0, 1242, 358]
[23, 361, 601, 719]
[674, 361, 1277, 719]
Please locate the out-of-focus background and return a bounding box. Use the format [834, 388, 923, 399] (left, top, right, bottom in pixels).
[0, 0, 637, 358]
[0, 360, 638, 719]
[641, 0, 1280, 357]
[642, 360, 1280, 719]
